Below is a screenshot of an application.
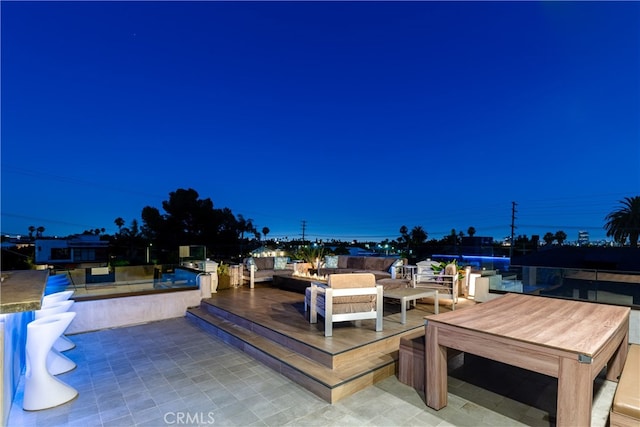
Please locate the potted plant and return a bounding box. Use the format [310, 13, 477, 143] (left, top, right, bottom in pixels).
[293, 246, 326, 274]
[217, 262, 231, 290]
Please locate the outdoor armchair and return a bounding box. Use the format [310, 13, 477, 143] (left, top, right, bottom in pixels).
[414, 262, 459, 310]
[308, 273, 383, 337]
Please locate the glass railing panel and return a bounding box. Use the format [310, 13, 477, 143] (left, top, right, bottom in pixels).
[49, 264, 201, 298]
[503, 265, 640, 308]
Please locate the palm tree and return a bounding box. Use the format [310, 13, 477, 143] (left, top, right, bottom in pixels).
[399, 225, 409, 251]
[28, 226, 36, 240]
[409, 226, 427, 246]
[115, 217, 125, 234]
[467, 226, 476, 237]
[262, 227, 270, 241]
[605, 196, 640, 247]
[36, 226, 45, 238]
[237, 215, 255, 240]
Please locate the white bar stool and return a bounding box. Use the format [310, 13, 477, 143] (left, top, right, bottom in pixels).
[41, 291, 76, 352]
[42, 290, 74, 305]
[35, 301, 76, 374]
[23, 312, 78, 411]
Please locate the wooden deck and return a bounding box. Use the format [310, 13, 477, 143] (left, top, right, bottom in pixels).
[186, 284, 474, 403]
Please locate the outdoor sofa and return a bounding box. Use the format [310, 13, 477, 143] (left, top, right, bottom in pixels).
[241, 255, 405, 288]
[318, 255, 404, 281]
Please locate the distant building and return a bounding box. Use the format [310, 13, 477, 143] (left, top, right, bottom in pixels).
[578, 230, 589, 246]
[35, 234, 109, 268]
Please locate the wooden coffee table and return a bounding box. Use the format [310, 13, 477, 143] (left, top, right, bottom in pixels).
[424, 293, 630, 426]
[384, 288, 438, 324]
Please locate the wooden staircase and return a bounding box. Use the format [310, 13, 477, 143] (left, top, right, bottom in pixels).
[186, 294, 421, 403]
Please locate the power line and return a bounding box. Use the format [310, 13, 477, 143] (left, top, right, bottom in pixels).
[510, 201, 517, 259]
[1, 212, 104, 230]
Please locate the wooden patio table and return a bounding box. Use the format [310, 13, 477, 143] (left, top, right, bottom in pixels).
[424, 293, 630, 426]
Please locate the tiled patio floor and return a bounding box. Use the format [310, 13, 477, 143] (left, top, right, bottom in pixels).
[7, 316, 616, 427]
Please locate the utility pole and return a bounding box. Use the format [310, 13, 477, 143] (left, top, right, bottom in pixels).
[510, 201, 517, 259]
[301, 220, 307, 245]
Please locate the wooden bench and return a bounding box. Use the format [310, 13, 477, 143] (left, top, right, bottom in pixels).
[398, 330, 425, 390]
[610, 343, 640, 427]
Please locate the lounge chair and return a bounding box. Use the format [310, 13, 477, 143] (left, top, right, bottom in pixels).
[307, 273, 383, 337]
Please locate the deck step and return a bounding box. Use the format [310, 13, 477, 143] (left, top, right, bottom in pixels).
[186, 305, 396, 403]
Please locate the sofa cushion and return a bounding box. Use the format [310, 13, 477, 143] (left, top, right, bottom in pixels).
[364, 257, 391, 272]
[347, 257, 366, 270]
[245, 257, 257, 271]
[318, 268, 348, 277]
[274, 256, 288, 270]
[354, 270, 392, 281]
[325, 255, 339, 268]
[612, 344, 640, 421]
[392, 258, 405, 268]
[252, 270, 274, 281]
[254, 257, 274, 270]
[306, 285, 377, 314]
[377, 278, 410, 290]
[328, 273, 376, 289]
[337, 255, 349, 269]
[316, 296, 377, 314]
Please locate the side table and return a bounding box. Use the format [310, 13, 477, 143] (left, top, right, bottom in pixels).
[384, 288, 438, 324]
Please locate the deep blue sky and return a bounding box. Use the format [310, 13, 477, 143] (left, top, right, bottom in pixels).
[2, 1, 639, 243]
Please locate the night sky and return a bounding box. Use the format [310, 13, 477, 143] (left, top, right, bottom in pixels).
[2, 1, 639, 243]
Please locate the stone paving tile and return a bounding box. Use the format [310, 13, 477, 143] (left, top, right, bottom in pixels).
[7, 316, 615, 427]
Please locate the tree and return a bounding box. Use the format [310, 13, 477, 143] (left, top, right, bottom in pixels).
[543, 232, 555, 245]
[237, 215, 255, 240]
[36, 226, 45, 238]
[262, 227, 270, 241]
[409, 226, 427, 246]
[28, 226, 36, 240]
[140, 188, 243, 261]
[115, 217, 125, 234]
[467, 226, 476, 237]
[605, 196, 640, 247]
[116, 219, 145, 263]
[554, 230, 567, 245]
[399, 225, 409, 251]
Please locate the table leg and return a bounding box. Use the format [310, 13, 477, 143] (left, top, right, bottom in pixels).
[606, 330, 628, 382]
[425, 322, 447, 409]
[557, 356, 593, 426]
[400, 296, 407, 324]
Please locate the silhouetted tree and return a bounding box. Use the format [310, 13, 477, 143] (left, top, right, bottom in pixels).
[399, 225, 409, 251]
[554, 230, 567, 245]
[237, 215, 255, 240]
[543, 232, 555, 245]
[114, 217, 125, 233]
[28, 226, 36, 240]
[140, 188, 243, 261]
[410, 226, 427, 246]
[262, 227, 270, 241]
[605, 196, 640, 246]
[467, 226, 476, 237]
[36, 226, 45, 238]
